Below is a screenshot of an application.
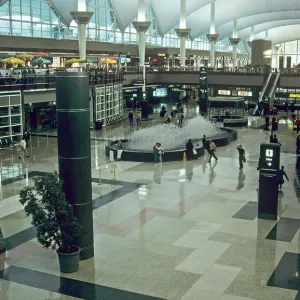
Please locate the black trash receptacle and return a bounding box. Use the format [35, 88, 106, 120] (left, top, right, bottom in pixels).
[95, 121, 103, 130]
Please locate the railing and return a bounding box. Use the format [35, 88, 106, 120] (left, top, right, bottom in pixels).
[123, 65, 273, 75]
[269, 72, 281, 102]
[0, 71, 125, 91]
[259, 73, 272, 101]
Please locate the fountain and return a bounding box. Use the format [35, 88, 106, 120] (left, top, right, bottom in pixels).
[105, 115, 237, 162]
[127, 116, 219, 151]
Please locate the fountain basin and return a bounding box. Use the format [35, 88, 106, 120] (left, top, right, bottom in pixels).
[105, 128, 237, 162]
[210, 115, 248, 127]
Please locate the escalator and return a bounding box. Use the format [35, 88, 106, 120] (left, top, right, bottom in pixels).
[261, 73, 276, 100]
[255, 73, 280, 116]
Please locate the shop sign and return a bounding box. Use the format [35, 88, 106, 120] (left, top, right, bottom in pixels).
[133, 80, 144, 85]
[218, 90, 231, 96]
[124, 88, 138, 93]
[237, 91, 253, 97]
[289, 93, 300, 98]
[158, 53, 166, 57]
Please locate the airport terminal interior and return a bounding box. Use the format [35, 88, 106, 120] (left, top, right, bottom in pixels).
[1, 0, 300, 300]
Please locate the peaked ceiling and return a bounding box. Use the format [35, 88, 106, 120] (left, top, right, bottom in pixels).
[3, 0, 300, 44]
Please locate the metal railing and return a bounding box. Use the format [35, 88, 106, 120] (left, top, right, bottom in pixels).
[0, 71, 125, 91]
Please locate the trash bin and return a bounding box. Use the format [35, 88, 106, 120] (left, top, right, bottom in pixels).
[95, 121, 102, 130]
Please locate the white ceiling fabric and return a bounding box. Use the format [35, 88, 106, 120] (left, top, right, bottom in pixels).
[253, 24, 300, 45]
[51, 0, 91, 25]
[38, 0, 300, 43]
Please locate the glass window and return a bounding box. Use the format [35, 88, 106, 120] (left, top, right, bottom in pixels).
[0, 20, 10, 35]
[11, 21, 22, 35]
[32, 22, 41, 37]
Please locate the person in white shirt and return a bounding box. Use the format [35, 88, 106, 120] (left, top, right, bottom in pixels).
[19, 137, 29, 160]
[208, 140, 218, 163]
[156, 143, 163, 164]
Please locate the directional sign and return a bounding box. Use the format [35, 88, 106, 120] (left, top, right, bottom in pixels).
[266, 149, 274, 157]
[267, 162, 272, 167]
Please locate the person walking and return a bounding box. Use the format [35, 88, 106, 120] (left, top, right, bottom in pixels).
[269, 132, 274, 143]
[19, 137, 30, 160]
[297, 134, 300, 154]
[186, 139, 194, 161]
[208, 140, 218, 163]
[157, 143, 163, 164]
[153, 143, 159, 165]
[279, 166, 289, 192]
[291, 112, 296, 125]
[136, 112, 141, 127]
[128, 111, 134, 126]
[296, 117, 300, 133]
[165, 114, 171, 124]
[237, 144, 246, 170]
[178, 113, 184, 126]
[272, 135, 281, 145]
[202, 134, 210, 154]
[23, 128, 30, 147]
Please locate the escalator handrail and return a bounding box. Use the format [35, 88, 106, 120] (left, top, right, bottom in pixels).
[268, 72, 280, 100]
[260, 72, 272, 101]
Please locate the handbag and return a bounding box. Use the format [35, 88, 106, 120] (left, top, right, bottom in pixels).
[242, 157, 246, 163]
[193, 149, 197, 155]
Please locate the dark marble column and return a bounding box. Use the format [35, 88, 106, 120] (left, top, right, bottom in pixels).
[56, 72, 94, 260]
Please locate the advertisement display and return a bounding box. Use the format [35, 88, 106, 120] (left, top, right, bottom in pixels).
[218, 90, 231, 96]
[53, 57, 60, 67]
[153, 88, 168, 97]
[238, 91, 253, 97]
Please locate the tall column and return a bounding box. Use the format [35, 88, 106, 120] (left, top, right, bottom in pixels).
[132, 0, 151, 93]
[273, 45, 280, 69]
[265, 30, 269, 40]
[251, 39, 272, 65]
[230, 20, 240, 68]
[56, 72, 94, 260]
[206, 1, 218, 68]
[175, 0, 191, 69]
[70, 0, 93, 60]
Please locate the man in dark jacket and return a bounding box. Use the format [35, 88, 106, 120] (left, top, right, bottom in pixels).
[202, 134, 209, 154]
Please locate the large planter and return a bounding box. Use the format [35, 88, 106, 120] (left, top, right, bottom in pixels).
[57, 246, 81, 273]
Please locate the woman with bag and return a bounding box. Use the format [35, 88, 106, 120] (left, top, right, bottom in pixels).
[237, 144, 246, 170]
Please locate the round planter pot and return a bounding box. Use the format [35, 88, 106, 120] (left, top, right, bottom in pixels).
[57, 246, 81, 273]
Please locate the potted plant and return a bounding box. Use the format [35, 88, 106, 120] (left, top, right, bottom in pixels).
[19, 175, 81, 273]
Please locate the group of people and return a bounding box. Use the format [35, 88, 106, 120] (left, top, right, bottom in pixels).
[128, 111, 142, 127]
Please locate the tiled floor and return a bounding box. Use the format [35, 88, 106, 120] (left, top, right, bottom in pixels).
[0, 105, 300, 299]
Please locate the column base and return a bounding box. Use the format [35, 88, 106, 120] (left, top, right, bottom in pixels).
[70, 11, 94, 24]
[132, 21, 151, 32]
[175, 28, 191, 38]
[206, 33, 219, 42]
[230, 37, 240, 46]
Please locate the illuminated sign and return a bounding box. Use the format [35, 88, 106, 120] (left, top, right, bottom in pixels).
[289, 93, 300, 98]
[124, 88, 138, 93]
[158, 53, 166, 57]
[266, 149, 273, 158]
[238, 91, 253, 97]
[53, 57, 60, 67]
[218, 90, 231, 96]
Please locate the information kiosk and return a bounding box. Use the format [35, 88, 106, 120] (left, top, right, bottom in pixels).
[258, 143, 281, 220]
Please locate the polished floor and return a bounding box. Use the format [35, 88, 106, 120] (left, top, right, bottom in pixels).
[0, 106, 300, 300]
